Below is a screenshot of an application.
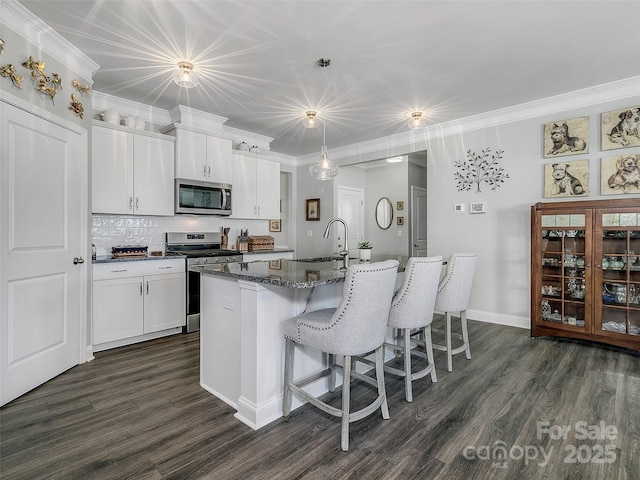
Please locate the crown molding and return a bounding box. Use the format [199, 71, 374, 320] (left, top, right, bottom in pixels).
[0, 0, 99, 81]
[92, 91, 171, 127]
[298, 75, 640, 165]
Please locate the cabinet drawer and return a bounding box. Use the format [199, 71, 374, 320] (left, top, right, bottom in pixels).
[93, 258, 185, 280]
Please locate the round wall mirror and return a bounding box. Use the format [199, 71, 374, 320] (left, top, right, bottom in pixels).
[375, 197, 393, 230]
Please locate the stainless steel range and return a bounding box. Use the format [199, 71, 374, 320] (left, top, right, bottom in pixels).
[166, 232, 242, 333]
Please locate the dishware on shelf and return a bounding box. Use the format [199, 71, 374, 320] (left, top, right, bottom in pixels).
[124, 115, 136, 127]
[135, 117, 146, 130]
[250, 145, 260, 153]
[100, 110, 120, 124]
[238, 141, 250, 151]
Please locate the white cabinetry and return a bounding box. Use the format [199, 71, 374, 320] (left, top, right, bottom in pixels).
[231, 153, 280, 219]
[92, 259, 185, 351]
[174, 128, 232, 184]
[92, 124, 175, 216]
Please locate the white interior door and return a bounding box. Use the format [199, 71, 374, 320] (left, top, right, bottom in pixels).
[337, 186, 364, 257]
[1, 101, 86, 406]
[411, 186, 427, 256]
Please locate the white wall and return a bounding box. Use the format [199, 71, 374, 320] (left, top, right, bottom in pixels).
[295, 165, 335, 258]
[427, 96, 640, 328]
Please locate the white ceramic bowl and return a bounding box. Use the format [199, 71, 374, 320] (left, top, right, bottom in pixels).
[135, 117, 146, 130]
[124, 115, 136, 127]
[101, 110, 120, 124]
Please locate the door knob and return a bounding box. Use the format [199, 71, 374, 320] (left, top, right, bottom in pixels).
[73, 257, 85, 264]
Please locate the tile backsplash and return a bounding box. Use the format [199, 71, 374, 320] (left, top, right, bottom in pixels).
[92, 215, 271, 255]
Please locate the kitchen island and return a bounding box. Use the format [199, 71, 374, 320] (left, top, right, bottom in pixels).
[191, 256, 407, 430]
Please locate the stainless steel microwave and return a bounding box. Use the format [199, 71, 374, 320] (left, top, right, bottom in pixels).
[175, 179, 232, 216]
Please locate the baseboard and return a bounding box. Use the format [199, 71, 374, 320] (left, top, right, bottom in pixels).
[467, 309, 530, 330]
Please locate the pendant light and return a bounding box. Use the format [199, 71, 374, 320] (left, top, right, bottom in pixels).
[309, 58, 339, 181]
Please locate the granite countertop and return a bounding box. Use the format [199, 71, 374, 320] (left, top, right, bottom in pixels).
[93, 254, 185, 264]
[242, 248, 294, 256]
[190, 255, 409, 289]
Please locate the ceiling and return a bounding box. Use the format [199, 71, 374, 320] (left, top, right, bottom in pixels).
[16, 0, 640, 157]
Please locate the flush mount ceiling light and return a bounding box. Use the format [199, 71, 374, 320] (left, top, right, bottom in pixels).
[386, 156, 404, 163]
[309, 58, 339, 181]
[303, 110, 318, 128]
[173, 61, 198, 88]
[408, 111, 426, 129]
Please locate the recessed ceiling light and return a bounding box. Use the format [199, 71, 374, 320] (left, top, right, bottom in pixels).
[386, 156, 404, 163]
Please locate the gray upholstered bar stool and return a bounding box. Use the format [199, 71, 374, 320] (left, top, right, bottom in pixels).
[386, 256, 443, 402]
[354, 256, 443, 402]
[282, 260, 399, 452]
[432, 253, 477, 372]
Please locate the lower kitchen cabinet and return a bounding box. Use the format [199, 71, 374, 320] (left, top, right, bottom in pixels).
[93, 259, 185, 350]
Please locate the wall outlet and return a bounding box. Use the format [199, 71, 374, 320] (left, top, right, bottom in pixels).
[454, 203, 465, 213]
[307, 230, 313, 237]
[223, 296, 235, 310]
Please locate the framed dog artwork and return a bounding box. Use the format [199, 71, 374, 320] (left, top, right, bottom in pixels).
[600, 154, 640, 195]
[543, 116, 589, 158]
[543, 159, 590, 198]
[601, 106, 640, 151]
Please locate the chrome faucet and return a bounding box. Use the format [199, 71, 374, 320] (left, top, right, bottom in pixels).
[323, 218, 349, 270]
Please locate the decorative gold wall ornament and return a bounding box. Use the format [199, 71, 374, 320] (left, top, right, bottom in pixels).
[21, 56, 61, 103]
[72, 79, 90, 96]
[68, 93, 84, 119]
[0, 64, 24, 88]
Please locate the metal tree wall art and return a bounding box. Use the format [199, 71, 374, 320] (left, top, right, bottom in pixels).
[454, 148, 509, 193]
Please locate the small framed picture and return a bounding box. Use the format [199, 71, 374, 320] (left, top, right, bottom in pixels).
[543, 116, 589, 158]
[269, 259, 281, 270]
[397, 216, 404, 225]
[543, 159, 589, 198]
[601, 106, 640, 151]
[306, 271, 320, 282]
[269, 219, 281, 232]
[306, 198, 320, 221]
[470, 202, 487, 214]
[396, 201, 404, 211]
[601, 153, 640, 195]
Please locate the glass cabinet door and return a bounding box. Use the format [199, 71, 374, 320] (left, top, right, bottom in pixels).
[539, 213, 588, 331]
[596, 211, 640, 337]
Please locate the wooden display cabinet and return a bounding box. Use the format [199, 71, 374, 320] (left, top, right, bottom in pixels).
[531, 198, 640, 351]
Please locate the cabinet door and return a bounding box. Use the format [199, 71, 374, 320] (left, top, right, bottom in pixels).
[594, 209, 640, 339]
[133, 135, 175, 216]
[231, 154, 257, 218]
[91, 126, 133, 214]
[535, 211, 591, 334]
[175, 129, 207, 181]
[143, 273, 186, 333]
[206, 136, 232, 184]
[256, 158, 280, 219]
[93, 277, 144, 344]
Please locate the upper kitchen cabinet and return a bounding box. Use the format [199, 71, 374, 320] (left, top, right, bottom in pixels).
[92, 123, 175, 216]
[231, 153, 280, 219]
[174, 128, 232, 184]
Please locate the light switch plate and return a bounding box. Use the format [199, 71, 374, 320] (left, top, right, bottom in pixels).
[454, 203, 465, 213]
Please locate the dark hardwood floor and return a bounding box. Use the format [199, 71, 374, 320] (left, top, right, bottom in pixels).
[1, 319, 639, 480]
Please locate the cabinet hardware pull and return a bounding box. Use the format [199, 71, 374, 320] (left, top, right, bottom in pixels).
[136, 197, 139, 210]
[129, 197, 133, 209]
[208, 166, 211, 177]
[111, 269, 128, 273]
[158, 266, 172, 269]
[139, 282, 143, 295]
[257, 206, 261, 216]
[203, 165, 207, 178]
[146, 281, 149, 294]
[254, 206, 257, 216]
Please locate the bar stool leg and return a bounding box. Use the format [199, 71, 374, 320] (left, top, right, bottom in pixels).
[328, 353, 336, 392]
[446, 312, 453, 372]
[403, 328, 413, 402]
[376, 346, 390, 419]
[283, 338, 294, 417]
[461, 310, 471, 359]
[424, 325, 437, 383]
[341, 356, 352, 451]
